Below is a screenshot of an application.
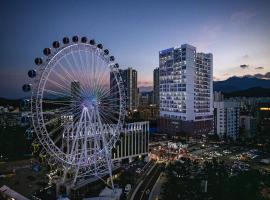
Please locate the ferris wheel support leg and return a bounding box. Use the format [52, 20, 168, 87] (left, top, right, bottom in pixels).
[62, 166, 69, 183]
[106, 156, 115, 190]
[95, 106, 115, 190]
[71, 108, 89, 186]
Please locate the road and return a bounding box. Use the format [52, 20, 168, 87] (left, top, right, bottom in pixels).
[131, 163, 164, 200]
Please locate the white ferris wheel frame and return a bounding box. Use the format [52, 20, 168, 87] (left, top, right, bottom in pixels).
[29, 40, 126, 185]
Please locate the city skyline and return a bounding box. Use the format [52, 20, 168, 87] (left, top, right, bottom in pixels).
[1, 0, 270, 98]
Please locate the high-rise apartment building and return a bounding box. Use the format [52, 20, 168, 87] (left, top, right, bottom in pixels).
[158, 44, 213, 137]
[110, 68, 138, 111]
[214, 101, 240, 139]
[153, 68, 159, 105]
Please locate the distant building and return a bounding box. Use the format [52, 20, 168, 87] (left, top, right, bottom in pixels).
[153, 68, 159, 105]
[139, 91, 153, 107]
[214, 91, 224, 102]
[240, 115, 257, 138]
[111, 68, 138, 111]
[256, 102, 270, 132]
[214, 101, 240, 139]
[0, 111, 22, 127]
[158, 44, 213, 137]
[138, 104, 159, 121]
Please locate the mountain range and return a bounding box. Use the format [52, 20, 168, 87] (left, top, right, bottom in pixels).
[1, 76, 270, 104]
[213, 76, 270, 92]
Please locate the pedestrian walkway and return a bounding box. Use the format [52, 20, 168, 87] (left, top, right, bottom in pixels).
[148, 172, 166, 200]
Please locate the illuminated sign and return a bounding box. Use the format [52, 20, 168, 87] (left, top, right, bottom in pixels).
[260, 107, 270, 111]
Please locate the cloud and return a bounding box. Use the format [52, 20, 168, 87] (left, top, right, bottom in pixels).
[230, 10, 257, 24]
[139, 86, 153, 92]
[240, 64, 249, 69]
[213, 76, 221, 81]
[255, 67, 264, 70]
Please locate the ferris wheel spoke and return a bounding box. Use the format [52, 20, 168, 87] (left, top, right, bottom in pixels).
[70, 50, 89, 97]
[46, 73, 76, 99]
[43, 101, 71, 106]
[44, 89, 71, 98]
[48, 124, 64, 137]
[83, 49, 93, 95]
[56, 59, 81, 86]
[99, 108, 119, 122]
[98, 83, 120, 100]
[62, 51, 89, 97]
[43, 99, 73, 103]
[95, 58, 109, 92]
[44, 117, 61, 126]
[60, 52, 83, 84]
[77, 50, 88, 93]
[47, 78, 73, 95]
[98, 112, 114, 128]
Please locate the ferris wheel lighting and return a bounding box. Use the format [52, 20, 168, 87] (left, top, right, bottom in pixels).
[25, 35, 126, 187]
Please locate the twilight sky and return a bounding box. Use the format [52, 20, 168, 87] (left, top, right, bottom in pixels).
[0, 0, 270, 98]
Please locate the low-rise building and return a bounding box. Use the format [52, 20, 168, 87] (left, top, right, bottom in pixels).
[214, 101, 240, 139]
[240, 115, 257, 138]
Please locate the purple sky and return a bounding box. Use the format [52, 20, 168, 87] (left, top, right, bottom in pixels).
[0, 0, 270, 98]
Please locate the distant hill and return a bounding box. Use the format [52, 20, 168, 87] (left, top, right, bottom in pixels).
[139, 86, 153, 92]
[223, 87, 270, 98]
[214, 76, 270, 92]
[0, 97, 21, 107]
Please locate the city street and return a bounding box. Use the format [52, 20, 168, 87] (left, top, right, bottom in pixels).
[131, 163, 164, 200]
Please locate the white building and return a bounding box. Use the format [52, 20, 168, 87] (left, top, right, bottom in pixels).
[214, 101, 240, 139]
[214, 91, 224, 102]
[158, 44, 213, 136]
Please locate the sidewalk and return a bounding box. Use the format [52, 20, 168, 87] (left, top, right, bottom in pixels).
[148, 172, 166, 200]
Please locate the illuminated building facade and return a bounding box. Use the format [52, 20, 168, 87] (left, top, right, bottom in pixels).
[112, 121, 149, 161]
[111, 68, 138, 111]
[214, 101, 240, 139]
[153, 67, 160, 105]
[158, 44, 213, 137]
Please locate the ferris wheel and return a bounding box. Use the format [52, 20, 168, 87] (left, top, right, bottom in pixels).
[23, 35, 126, 186]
